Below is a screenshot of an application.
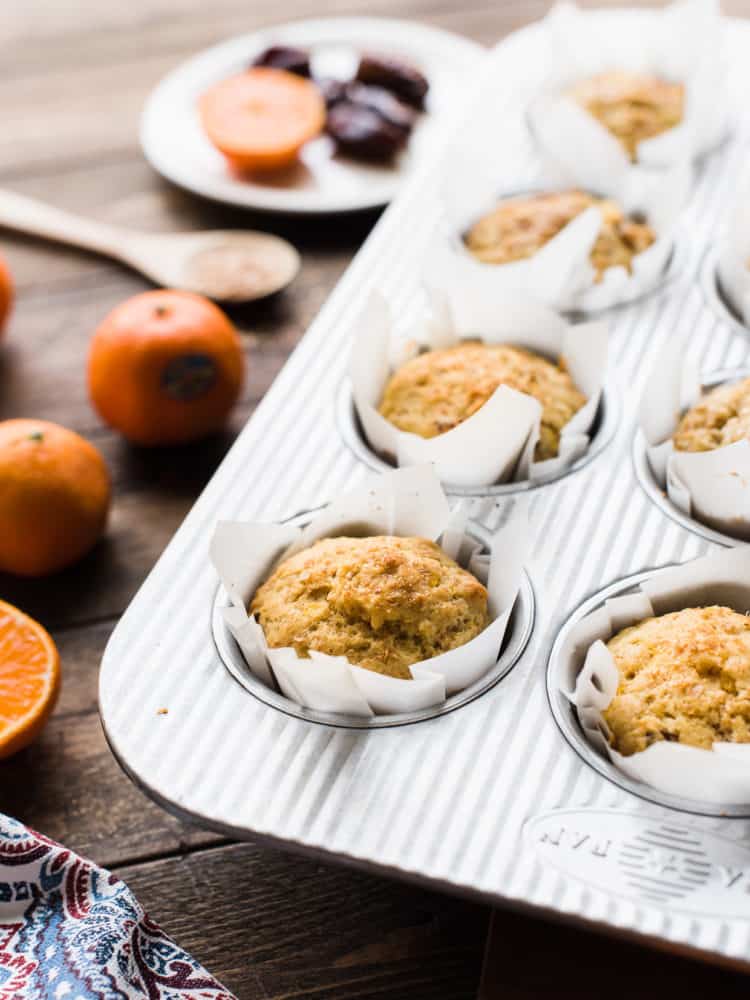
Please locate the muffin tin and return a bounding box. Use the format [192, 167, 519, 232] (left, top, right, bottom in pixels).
[101, 6, 750, 971]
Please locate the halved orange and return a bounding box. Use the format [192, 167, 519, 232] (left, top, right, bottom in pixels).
[0, 600, 60, 759]
[199, 67, 326, 171]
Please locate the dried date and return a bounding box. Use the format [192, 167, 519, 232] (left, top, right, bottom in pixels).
[252, 45, 311, 77]
[317, 77, 349, 109]
[345, 83, 416, 133]
[326, 102, 406, 160]
[355, 54, 429, 109]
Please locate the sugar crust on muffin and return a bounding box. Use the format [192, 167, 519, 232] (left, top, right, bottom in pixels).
[673, 377, 750, 453]
[464, 190, 655, 280]
[603, 605, 750, 756]
[378, 341, 586, 462]
[250, 535, 489, 680]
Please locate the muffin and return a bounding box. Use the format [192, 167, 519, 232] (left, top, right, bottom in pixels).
[250, 535, 489, 680]
[378, 341, 586, 461]
[568, 71, 684, 161]
[603, 605, 750, 756]
[464, 190, 655, 280]
[673, 377, 750, 453]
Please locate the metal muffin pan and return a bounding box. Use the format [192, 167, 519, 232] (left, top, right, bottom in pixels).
[101, 10, 750, 971]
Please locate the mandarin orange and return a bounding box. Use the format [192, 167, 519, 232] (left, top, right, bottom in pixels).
[0, 419, 111, 577]
[0, 600, 60, 758]
[87, 290, 245, 445]
[0, 253, 13, 335]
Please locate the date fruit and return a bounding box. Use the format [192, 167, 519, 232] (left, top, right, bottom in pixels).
[326, 102, 406, 160]
[317, 77, 349, 109]
[252, 45, 310, 77]
[345, 83, 416, 132]
[355, 54, 429, 109]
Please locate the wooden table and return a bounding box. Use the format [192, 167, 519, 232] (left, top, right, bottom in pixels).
[2, 1, 750, 997]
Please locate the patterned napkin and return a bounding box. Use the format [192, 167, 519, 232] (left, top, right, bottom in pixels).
[0, 813, 236, 999]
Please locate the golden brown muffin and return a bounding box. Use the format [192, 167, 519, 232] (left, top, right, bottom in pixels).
[568, 71, 684, 161]
[603, 606, 750, 756]
[250, 535, 489, 680]
[378, 341, 586, 461]
[673, 377, 750, 453]
[464, 190, 655, 280]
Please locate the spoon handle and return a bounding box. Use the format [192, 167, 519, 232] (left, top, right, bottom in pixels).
[0, 188, 125, 258]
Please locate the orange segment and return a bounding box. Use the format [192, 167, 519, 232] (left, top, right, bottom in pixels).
[199, 67, 325, 171]
[0, 600, 60, 759]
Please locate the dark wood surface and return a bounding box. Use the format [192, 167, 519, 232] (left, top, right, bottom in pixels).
[2, 1, 750, 997]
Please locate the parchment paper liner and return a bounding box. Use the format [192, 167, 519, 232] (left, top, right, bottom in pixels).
[210, 465, 528, 718]
[440, 144, 690, 313]
[350, 290, 608, 488]
[561, 547, 750, 804]
[528, 0, 728, 170]
[717, 171, 750, 326]
[640, 337, 750, 539]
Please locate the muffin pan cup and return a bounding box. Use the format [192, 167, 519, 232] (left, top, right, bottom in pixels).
[715, 168, 750, 326]
[349, 289, 608, 488]
[639, 345, 750, 540]
[554, 546, 750, 807]
[338, 376, 618, 496]
[210, 465, 530, 717]
[211, 503, 535, 729]
[100, 5, 750, 973]
[439, 152, 689, 312]
[547, 562, 750, 819]
[701, 248, 750, 335]
[528, 0, 729, 170]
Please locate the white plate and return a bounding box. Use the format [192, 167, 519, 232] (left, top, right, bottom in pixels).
[140, 17, 484, 215]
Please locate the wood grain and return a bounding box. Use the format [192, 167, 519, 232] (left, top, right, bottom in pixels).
[119, 841, 487, 1000]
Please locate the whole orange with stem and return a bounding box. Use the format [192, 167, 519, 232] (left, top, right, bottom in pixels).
[0, 419, 111, 577]
[0, 252, 13, 335]
[0, 600, 60, 758]
[87, 290, 245, 446]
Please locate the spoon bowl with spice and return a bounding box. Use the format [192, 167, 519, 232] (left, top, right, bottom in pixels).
[0, 188, 300, 303]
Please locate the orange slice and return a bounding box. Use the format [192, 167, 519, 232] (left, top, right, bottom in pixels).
[0, 600, 60, 759]
[199, 67, 326, 171]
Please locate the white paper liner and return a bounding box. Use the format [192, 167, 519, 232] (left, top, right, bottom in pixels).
[350, 289, 608, 488]
[441, 138, 690, 313]
[529, 0, 728, 170]
[210, 465, 529, 718]
[717, 170, 750, 326]
[562, 547, 750, 804]
[640, 337, 750, 539]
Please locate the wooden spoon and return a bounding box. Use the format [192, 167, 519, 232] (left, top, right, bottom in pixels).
[0, 188, 300, 303]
